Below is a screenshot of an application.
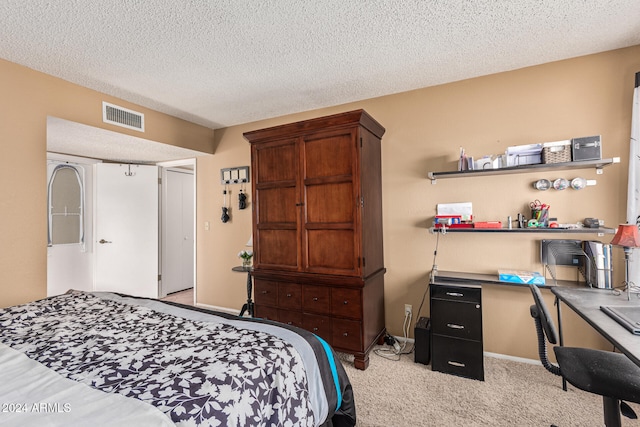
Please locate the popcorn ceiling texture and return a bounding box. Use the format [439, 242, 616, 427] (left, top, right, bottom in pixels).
[2, 0, 640, 130]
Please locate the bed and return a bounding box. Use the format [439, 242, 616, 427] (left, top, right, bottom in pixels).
[0, 290, 355, 426]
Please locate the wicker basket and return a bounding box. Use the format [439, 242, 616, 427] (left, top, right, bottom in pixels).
[542, 141, 571, 164]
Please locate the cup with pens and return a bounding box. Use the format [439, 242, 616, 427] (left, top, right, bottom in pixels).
[530, 200, 550, 227]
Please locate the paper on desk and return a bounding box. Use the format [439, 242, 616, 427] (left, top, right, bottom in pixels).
[437, 202, 473, 220]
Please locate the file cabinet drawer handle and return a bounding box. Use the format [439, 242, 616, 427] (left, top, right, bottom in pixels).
[286, 293, 292, 298]
[447, 323, 464, 330]
[447, 360, 466, 368]
[446, 292, 464, 297]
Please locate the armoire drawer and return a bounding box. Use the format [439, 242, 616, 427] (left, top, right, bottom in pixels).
[431, 334, 484, 381]
[278, 309, 303, 328]
[253, 280, 278, 306]
[303, 285, 331, 314]
[303, 313, 332, 343]
[254, 305, 279, 322]
[278, 282, 302, 310]
[331, 288, 362, 319]
[332, 318, 362, 352]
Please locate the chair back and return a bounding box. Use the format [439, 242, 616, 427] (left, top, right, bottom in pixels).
[529, 284, 562, 376]
[529, 284, 559, 344]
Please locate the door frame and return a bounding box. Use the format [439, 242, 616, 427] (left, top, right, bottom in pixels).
[157, 158, 197, 304]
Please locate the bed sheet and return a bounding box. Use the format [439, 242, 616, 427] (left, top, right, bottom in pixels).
[0, 290, 355, 427]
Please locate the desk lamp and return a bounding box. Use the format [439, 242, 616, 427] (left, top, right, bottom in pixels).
[610, 224, 640, 300]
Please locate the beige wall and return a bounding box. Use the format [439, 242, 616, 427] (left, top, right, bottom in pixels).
[201, 45, 640, 360]
[0, 58, 214, 307]
[2, 45, 639, 360]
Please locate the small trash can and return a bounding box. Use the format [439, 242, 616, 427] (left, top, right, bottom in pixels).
[414, 316, 431, 365]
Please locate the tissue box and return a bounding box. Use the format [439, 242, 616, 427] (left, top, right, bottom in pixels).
[498, 269, 545, 285]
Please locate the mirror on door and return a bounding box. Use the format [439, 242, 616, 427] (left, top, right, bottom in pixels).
[47, 163, 85, 246]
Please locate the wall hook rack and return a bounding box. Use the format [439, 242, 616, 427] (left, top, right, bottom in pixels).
[220, 166, 249, 185]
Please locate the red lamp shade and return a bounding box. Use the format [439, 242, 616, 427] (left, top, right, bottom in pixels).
[610, 224, 640, 248]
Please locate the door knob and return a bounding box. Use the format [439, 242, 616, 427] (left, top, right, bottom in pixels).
[99, 239, 112, 244]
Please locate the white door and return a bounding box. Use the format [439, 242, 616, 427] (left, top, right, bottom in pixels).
[161, 169, 194, 296]
[95, 163, 159, 298]
[46, 155, 98, 296]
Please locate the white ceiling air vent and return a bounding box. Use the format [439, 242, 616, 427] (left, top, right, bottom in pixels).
[102, 101, 145, 132]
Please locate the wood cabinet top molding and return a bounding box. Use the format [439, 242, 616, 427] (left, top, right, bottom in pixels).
[243, 109, 386, 143]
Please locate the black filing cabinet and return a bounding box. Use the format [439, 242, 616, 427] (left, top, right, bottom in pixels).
[430, 283, 484, 380]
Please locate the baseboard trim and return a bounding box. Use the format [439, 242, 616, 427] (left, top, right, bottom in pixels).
[195, 302, 241, 316]
[484, 351, 540, 365]
[391, 334, 541, 366]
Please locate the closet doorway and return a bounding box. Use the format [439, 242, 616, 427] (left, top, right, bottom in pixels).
[159, 162, 195, 297]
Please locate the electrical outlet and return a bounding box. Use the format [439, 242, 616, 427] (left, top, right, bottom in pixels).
[404, 304, 412, 317]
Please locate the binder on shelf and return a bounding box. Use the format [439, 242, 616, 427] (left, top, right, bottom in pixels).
[581, 241, 612, 289]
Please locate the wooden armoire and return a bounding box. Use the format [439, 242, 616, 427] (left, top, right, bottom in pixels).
[243, 109, 386, 370]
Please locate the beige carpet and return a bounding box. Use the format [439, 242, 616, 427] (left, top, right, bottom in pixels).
[340, 347, 640, 427]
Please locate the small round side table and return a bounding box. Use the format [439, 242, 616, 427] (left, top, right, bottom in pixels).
[232, 265, 254, 317]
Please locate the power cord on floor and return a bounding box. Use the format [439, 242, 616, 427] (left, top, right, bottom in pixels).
[374, 309, 414, 361]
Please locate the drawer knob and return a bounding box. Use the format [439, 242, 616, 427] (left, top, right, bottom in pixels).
[286, 293, 292, 297]
[313, 297, 318, 301]
[343, 332, 348, 337]
[447, 360, 466, 368]
[343, 300, 348, 305]
[313, 327, 319, 332]
[261, 290, 268, 294]
[287, 321, 292, 325]
[447, 323, 465, 330]
[446, 292, 464, 297]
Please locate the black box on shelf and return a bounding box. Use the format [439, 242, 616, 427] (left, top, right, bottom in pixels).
[572, 135, 601, 161]
[414, 316, 431, 365]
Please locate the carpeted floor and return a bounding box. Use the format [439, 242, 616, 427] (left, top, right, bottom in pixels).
[340, 347, 640, 426]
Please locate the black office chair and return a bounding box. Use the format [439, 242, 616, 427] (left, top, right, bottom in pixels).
[529, 284, 640, 427]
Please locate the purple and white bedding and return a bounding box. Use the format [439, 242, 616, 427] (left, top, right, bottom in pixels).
[0, 291, 355, 427]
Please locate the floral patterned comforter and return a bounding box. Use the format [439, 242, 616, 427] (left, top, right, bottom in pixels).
[0, 291, 355, 427]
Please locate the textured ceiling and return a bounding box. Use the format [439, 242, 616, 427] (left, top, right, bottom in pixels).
[3, 0, 640, 132]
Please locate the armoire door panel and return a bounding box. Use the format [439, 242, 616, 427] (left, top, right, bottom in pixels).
[305, 182, 354, 223]
[257, 187, 297, 223]
[255, 142, 297, 183]
[258, 229, 298, 267]
[306, 229, 356, 271]
[304, 133, 353, 179]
